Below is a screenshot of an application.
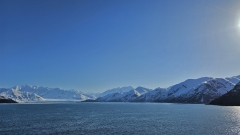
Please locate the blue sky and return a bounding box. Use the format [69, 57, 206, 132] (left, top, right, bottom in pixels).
[1, 0, 240, 92]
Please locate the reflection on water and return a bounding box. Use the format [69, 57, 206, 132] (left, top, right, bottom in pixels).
[0, 103, 240, 135]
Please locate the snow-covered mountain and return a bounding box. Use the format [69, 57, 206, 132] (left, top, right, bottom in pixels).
[209, 81, 240, 106]
[134, 87, 168, 102]
[0, 85, 94, 102]
[97, 86, 151, 102]
[225, 75, 240, 84]
[96, 76, 240, 103]
[0, 85, 135, 102]
[166, 77, 212, 99]
[165, 78, 235, 103]
[1, 75, 240, 103]
[0, 87, 44, 102]
[99, 86, 134, 97]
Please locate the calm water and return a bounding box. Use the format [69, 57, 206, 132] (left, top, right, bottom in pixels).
[0, 102, 240, 135]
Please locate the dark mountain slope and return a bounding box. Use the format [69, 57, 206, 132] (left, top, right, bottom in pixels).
[0, 96, 17, 103]
[209, 82, 240, 106]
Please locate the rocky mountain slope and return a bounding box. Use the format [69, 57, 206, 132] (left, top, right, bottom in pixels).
[209, 82, 240, 106]
[96, 76, 238, 104]
[164, 78, 234, 103]
[0, 96, 17, 103]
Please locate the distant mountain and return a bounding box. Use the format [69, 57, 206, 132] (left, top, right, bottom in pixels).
[96, 87, 151, 102]
[0, 85, 94, 102]
[0, 87, 44, 102]
[209, 82, 240, 106]
[1, 75, 240, 103]
[99, 86, 134, 97]
[0, 96, 17, 103]
[134, 87, 168, 102]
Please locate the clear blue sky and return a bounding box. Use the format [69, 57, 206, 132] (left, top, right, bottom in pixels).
[1, 0, 240, 92]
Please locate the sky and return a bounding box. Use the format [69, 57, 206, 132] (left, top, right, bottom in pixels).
[1, 0, 240, 92]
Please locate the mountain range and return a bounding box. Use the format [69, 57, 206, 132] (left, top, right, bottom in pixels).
[1, 75, 240, 103]
[0, 85, 95, 102]
[96, 77, 237, 103]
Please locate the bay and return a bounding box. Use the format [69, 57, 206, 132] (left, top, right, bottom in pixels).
[0, 102, 240, 135]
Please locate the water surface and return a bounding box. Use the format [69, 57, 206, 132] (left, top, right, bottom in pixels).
[0, 102, 240, 135]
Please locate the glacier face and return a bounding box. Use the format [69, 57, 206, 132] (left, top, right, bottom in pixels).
[1, 75, 240, 103]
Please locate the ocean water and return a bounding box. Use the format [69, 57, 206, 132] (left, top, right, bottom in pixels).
[0, 102, 240, 135]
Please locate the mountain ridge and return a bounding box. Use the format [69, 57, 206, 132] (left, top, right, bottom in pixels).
[209, 81, 240, 106]
[1, 75, 240, 103]
[96, 76, 239, 104]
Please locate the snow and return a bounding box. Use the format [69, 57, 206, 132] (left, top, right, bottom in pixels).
[0, 85, 93, 102]
[96, 75, 238, 103]
[97, 87, 152, 102]
[166, 77, 212, 97]
[0, 96, 5, 99]
[99, 86, 134, 97]
[1, 74, 240, 103]
[236, 82, 240, 86]
[225, 77, 240, 84]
